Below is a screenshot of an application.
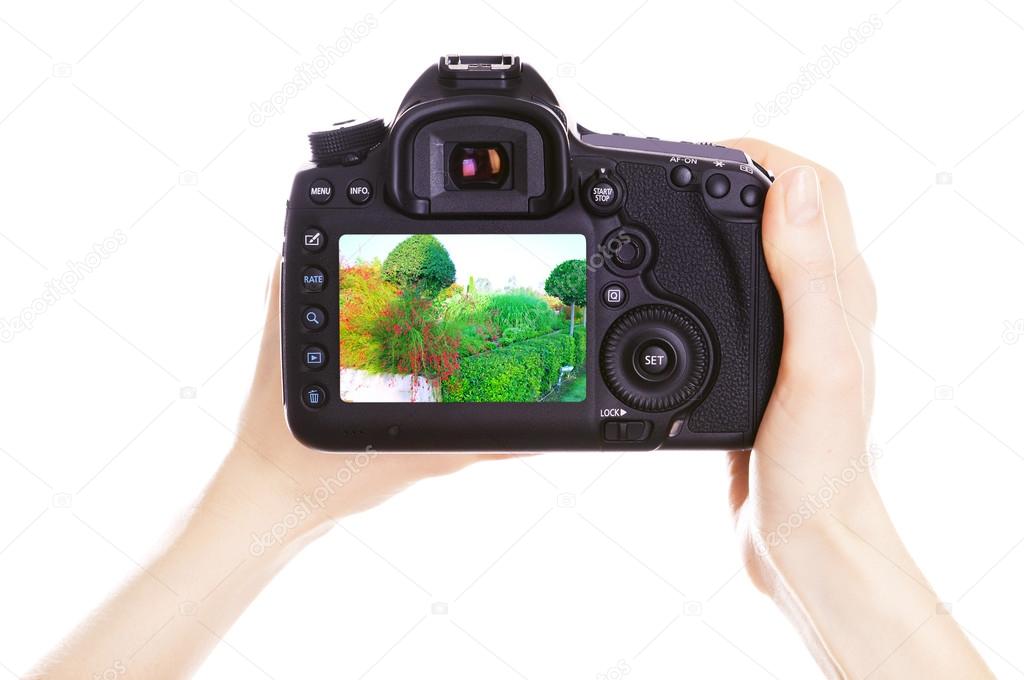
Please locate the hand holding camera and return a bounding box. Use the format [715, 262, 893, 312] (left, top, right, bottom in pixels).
[31, 56, 993, 680]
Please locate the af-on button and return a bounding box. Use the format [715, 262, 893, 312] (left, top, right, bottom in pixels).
[670, 165, 693, 187]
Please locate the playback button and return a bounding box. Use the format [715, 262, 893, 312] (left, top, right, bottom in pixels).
[302, 345, 327, 369]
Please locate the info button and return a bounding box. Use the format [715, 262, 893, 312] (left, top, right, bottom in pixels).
[347, 178, 373, 204]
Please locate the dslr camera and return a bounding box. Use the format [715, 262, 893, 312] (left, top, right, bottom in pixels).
[282, 55, 781, 451]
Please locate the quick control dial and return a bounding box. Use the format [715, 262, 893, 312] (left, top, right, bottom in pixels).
[600, 305, 711, 412]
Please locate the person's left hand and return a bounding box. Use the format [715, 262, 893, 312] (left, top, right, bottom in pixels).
[204, 261, 509, 542]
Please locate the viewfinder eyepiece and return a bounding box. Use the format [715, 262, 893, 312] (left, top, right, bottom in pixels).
[448, 143, 510, 189]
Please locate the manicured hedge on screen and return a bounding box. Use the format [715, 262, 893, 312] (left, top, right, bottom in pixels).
[574, 327, 586, 370]
[440, 329, 586, 402]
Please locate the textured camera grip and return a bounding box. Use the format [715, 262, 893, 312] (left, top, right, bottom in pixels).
[616, 162, 782, 435]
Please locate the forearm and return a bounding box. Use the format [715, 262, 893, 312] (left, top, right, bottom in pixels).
[760, 491, 993, 679]
[30, 447, 323, 679]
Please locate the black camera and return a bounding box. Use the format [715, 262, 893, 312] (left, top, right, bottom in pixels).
[282, 55, 782, 451]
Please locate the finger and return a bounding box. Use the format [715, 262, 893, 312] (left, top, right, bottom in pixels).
[727, 450, 751, 516]
[251, 258, 283, 398]
[762, 166, 862, 396]
[721, 138, 875, 411]
[718, 138, 853, 248]
[719, 137, 876, 328]
[380, 452, 520, 480]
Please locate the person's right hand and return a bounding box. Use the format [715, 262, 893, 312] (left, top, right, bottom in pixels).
[723, 141, 878, 583]
[719, 141, 992, 678]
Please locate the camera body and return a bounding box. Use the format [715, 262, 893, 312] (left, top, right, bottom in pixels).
[282, 55, 782, 452]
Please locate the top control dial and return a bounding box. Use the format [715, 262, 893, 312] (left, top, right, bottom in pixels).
[309, 118, 386, 167]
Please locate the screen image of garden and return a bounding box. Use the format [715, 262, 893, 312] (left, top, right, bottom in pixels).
[338, 233, 587, 403]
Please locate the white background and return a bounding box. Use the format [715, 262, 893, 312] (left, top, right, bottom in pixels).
[2, 1, 1024, 678]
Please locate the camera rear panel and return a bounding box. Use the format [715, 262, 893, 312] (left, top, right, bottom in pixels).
[281, 56, 781, 452]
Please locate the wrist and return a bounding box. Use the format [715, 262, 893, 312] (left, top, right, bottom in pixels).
[198, 445, 332, 556]
[749, 489, 946, 664]
[750, 475, 889, 568]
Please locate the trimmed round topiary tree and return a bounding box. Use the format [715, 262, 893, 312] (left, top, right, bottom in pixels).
[544, 259, 587, 336]
[381, 235, 456, 298]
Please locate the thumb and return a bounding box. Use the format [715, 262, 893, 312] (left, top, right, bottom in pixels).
[763, 166, 862, 396]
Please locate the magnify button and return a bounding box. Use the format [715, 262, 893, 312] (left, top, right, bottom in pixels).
[302, 306, 326, 331]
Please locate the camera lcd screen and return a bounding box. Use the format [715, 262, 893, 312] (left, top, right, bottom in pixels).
[338, 233, 587, 403]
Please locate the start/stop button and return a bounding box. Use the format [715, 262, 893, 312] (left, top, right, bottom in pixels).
[583, 170, 624, 215]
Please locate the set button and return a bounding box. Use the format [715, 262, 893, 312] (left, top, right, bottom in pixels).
[633, 340, 675, 381]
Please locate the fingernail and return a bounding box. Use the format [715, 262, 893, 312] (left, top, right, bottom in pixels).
[784, 166, 821, 225]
